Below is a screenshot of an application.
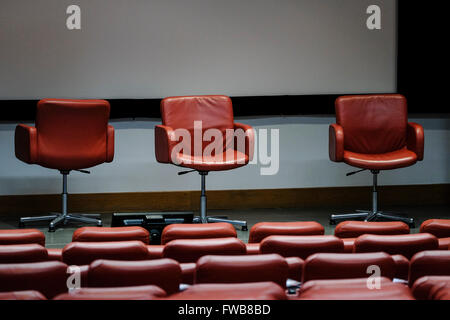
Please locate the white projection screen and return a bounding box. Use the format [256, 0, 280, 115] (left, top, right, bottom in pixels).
[0, 0, 397, 99]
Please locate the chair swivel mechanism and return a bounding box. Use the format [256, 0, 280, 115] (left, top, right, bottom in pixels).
[328, 94, 424, 228]
[15, 99, 115, 232]
[155, 95, 254, 231]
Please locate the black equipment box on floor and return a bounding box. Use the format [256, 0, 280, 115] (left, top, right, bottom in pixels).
[111, 212, 194, 245]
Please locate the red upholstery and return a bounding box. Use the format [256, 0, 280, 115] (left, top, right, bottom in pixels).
[0, 291, 47, 300]
[420, 219, 450, 238]
[249, 222, 325, 243]
[163, 237, 246, 263]
[260, 236, 344, 260]
[72, 227, 150, 244]
[47, 248, 63, 261]
[54, 285, 166, 300]
[155, 95, 254, 171]
[409, 250, 450, 286]
[180, 263, 196, 284]
[297, 278, 414, 300]
[329, 94, 424, 170]
[285, 257, 304, 282]
[87, 259, 181, 294]
[335, 221, 410, 238]
[391, 255, 410, 280]
[62, 241, 150, 265]
[342, 238, 356, 253]
[15, 99, 114, 170]
[161, 223, 236, 245]
[354, 233, 439, 259]
[439, 238, 450, 250]
[429, 284, 450, 300]
[166, 282, 287, 300]
[302, 252, 396, 282]
[0, 261, 68, 298]
[147, 245, 164, 259]
[0, 229, 45, 246]
[195, 254, 289, 287]
[245, 243, 260, 255]
[411, 276, 450, 300]
[0, 244, 49, 263]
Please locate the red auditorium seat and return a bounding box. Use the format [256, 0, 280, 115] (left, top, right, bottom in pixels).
[16, 99, 114, 232]
[409, 250, 450, 286]
[72, 227, 150, 244]
[420, 219, 450, 250]
[0, 229, 45, 246]
[259, 235, 344, 259]
[195, 254, 289, 287]
[0, 291, 47, 300]
[248, 222, 324, 243]
[87, 259, 182, 294]
[391, 255, 410, 281]
[329, 94, 423, 227]
[62, 241, 150, 265]
[0, 244, 49, 263]
[166, 282, 287, 300]
[354, 233, 439, 259]
[334, 221, 410, 238]
[180, 263, 196, 284]
[155, 95, 254, 229]
[54, 285, 166, 300]
[285, 257, 304, 282]
[296, 278, 415, 300]
[302, 252, 396, 283]
[162, 237, 246, 263]
[161, 223, 237, 245]
[0, 261, 68, 299]
[411, 276, 450, 300]
[429, 285, 450, 300]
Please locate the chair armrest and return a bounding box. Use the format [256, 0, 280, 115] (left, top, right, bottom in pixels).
[155, 125, 177, 163]
[106, 125, 115, 163]
[233, 123, 255, 161]
[329, 124, 344, 162]
[407, 122, 424, 161]
[15, 124, 38, 164]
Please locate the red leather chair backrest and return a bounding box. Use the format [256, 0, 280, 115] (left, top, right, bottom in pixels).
[260, 235, 345, 260]
[420, 219, 450, 238]
[334, 221, 410, 239]
[302, 252, 396, 283]
[411, 276, 450, 300]
[166, 282, 287, 300]
[249, 222, 325, 243]
[0, 291, 47, 300]
[161, 223, 237, 245]
[53, 285, 166, 300]
[409, 250, 450, 286]
[335, 94, 408, 154]
[195, 254, 289, 288]
[0, 229, 45, 246]
[35, 99, 112, 170]
[87, 259, 182, 295]
[72, 227, 150, 244]
[0, 261, 68, 299]
[163, 237, 247, 263]
[62, 241, 150, 265]
[354, 233, 439, 259]
[0, 244, 49, 263]
[160, 95, 234, 151]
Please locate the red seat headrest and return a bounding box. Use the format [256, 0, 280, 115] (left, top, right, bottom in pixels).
[196, 254, 289, 288]
[260, 235, 344, 260]
[302, 252, 396, 283]
[0, 290, 47, 300]
[88, 259, 182, 295]
[0, 261, 68, 299]
[166, 282, 287, 300]
[409, 250, 450, 286]
[53, 285, 166, 300]
[0, 229, 45, 246]
[249, 222, 325, 243]
[0, 244, 49, 263]
[161, 223, 236, 245]
[354, 233, 439, 259]
[72, 227, 150, 244]
[335, 221, 410, 239]
[62, 241, 150, 265]
[420, 219, 450, 238]
[163, 237, 246, 263]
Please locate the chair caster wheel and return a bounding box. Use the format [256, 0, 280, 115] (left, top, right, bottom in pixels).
[49, 226, 55, 232]
[241, 226, 248, 231]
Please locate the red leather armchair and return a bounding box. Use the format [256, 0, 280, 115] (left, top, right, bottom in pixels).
[15, 99, 114, 231]
[155, 95, 254, 230]
[329, 94, 424, 227]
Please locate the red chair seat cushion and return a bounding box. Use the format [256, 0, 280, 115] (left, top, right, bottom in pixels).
[0, 229, 45, 246]
[249, 222, 324, 243]
[411, 276, 450, 300]
[420, 219, 450, 238]
[409, 250, 450, 286]
[0, 244, 49, 263]
[72, 227, 150, 244]
[343, 148, 417, 170]
[54, 285, 166, 300]
[335, 221, 410, 238]
[161, 223, 236, 245]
